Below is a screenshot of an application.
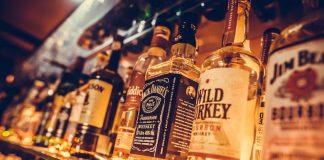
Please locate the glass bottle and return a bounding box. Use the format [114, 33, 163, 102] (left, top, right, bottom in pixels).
[188, 0, 261, 160]
[33, 57, 88, 147]
[130, 13, 200, 160]
[112, 22, 172, 159]
[71, 41, 124, 158]
[263, 0, 324, 159]
[251, 28, 280, 160]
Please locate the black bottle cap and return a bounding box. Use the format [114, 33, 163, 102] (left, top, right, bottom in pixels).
[174, 12, 200, 46]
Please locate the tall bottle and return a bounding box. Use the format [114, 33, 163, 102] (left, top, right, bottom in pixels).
[71, 41, 124, 158]
[34, 57, 88, 147]
[112, 22, 172, 159]
[252, 28, 280, 160]
[188, 0, 261, 159]
[130, 13, 200, 160]
[263, 0, 324, 159]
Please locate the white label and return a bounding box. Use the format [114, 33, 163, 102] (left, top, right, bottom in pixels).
[114, 127, 135, 151]
[189, 68, 254, 160]
[69, 92, 86, 122]
[79, 79, 113, 128]
[264, 38, 324, 159]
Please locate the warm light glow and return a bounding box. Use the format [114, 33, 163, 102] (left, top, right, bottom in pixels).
[5, 74, 15, 83]
[1, 130, 10, 137]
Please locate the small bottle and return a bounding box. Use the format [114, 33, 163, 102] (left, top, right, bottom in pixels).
[130, 13, 200, 160]
[188, 0, 261, 160]
[251, 28, 280, 160]
[34, 57, 88, 147]
[112, 21, 171, 159]
[264, 0, 324, 159]
[71, 41, 124, 158]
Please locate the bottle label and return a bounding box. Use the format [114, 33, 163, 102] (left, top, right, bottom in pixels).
[55, 105, 71, 138]
[264, 38, 324, 159]
[131, 73, 198, 158]
[79, 79, 113, 128]
[124, 71, 145, 108]
[189, 68, 251, 159]
[69, 92, 86, 122]
[114, 126, 135, 152]
[252, 96, 265, 160]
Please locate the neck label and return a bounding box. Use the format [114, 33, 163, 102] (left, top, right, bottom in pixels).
[223, 0, 238, 44]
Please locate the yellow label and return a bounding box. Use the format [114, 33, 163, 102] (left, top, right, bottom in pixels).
[79, 79, 113, 128]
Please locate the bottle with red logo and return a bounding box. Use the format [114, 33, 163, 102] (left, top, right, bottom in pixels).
[264, 0, 324, 159]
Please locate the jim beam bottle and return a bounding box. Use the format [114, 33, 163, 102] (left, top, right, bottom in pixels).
[252, 28, 280, 160]
[34, 57, 88, 147]
[188, 0, 261, 159]
[112, 22, 171, 159]
[130, 13, 200, 160]
[71, 41, 124, 158]
[264, 0, 324, 159]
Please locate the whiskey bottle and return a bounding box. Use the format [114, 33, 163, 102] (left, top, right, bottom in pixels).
[263, 0, 324, 159]
[71, 41, 124, 158]
[252, 28, 280, 160]
[188, 0, 261, 159]
[130, 13, 200, 160]
[34, 57, 88, 147]
[113, 22, 171, 159]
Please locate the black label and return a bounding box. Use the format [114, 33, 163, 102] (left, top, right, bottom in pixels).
[130, 73, 198, 158]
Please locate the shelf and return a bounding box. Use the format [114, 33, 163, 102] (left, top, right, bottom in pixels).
[0, 139, 59, 160]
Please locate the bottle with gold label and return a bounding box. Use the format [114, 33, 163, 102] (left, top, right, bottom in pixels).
[112, 21, 172, 159]
[71, 40, 124, 158]
[263, 0, 324, 159]
[130, 13, 200, 160]
[34, 57, 88, 148]
[188, 0, 261, 160]
[252, 28, 280, 160]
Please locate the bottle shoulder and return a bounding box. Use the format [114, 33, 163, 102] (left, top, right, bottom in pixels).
[145, 57, 200, 82]
[91, 69, 124, 87]
[271, 9, 324, 53]
[202, 45, 261, 78]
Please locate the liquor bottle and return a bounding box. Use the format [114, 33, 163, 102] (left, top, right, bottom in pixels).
[188, 0, 261, 159]
[33, 82, 57, 146]
[13, 80, 46, 145]
[130, 13, 200, 160]
[263, 0, 324, 159]
[252, 28, 280, 160]
[71, 41, 124, 158]
[113, 22, 172, 159]
[34, 57, 88, 147]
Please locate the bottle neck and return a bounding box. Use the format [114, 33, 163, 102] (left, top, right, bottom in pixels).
[222, 0, 250, 50]
[150, 26, 171, 56]
[105, 49, 121, 72]
[171, 43, 196, 62]
[261, 30, 280, 65]
[171, 22, 197, 62]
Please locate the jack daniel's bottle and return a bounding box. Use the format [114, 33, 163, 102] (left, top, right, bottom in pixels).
[113, 22, 171, 159]
[130, 13, 200, 160]
[34, 57, 88, 147]
[71, 41, 124, 158]
[252, 28, 280, 160]
[188, 0, 261, 159]
[263, 0, 324, 159]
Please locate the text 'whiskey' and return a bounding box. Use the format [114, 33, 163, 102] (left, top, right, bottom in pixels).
[113, 21, 171, 159]
[130, 13, 200, 160]
[188, 0, 261, 160]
